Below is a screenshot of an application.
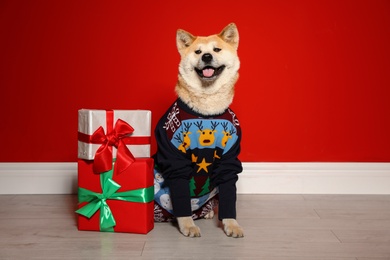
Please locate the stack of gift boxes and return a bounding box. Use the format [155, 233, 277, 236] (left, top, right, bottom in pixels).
[76, 109, 154, 234]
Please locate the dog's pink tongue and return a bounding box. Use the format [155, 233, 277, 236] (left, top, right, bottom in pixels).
[203, 68, 215, 77]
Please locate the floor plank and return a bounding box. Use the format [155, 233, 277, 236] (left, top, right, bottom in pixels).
[1, 194, 390, 259]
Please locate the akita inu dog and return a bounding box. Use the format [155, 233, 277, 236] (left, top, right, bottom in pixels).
[153, 23, 243, 238]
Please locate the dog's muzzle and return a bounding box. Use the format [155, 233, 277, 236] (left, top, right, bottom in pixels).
[194, 53, 226, 81]
[195, 65, 226, 80]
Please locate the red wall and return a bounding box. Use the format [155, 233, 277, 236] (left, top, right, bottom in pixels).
[1, 0, 389, 162]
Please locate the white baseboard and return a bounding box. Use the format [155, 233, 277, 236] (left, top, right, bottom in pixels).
[0, 163, 78, 195]
[237, 162, 390, 194]
[0, 162, 389, 195]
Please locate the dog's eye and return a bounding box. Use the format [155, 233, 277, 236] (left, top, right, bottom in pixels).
[214, 48, 221, 52]
[195, 50, 202, 55]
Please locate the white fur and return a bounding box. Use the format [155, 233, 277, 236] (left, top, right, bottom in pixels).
[222, 219, 244, 238]
[177, 216, 201, 237]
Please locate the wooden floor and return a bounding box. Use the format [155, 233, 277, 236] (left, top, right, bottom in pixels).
[1, 194, 390, 259]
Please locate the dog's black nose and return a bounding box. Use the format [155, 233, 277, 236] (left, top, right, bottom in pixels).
[202, 53, 213, 63]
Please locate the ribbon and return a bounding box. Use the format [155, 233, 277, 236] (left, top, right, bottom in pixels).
[78, 132, 151, 145]
[91, 118, 135, 174]
[76, 169, 154, 232]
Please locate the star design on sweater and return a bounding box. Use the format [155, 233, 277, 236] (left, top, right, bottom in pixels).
[196, 158, 212, 173]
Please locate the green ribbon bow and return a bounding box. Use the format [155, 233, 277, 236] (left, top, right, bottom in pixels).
[76, 169, 154, 232]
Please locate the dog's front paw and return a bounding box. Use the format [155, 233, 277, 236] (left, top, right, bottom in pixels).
[222, 219, 244, 238]
[177, 216, 201, 237]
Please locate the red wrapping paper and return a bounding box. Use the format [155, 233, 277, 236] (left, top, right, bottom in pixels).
[77, 158, 154, 234]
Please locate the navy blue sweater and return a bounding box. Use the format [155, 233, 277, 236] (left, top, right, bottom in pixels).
[154, 98, 242, 219]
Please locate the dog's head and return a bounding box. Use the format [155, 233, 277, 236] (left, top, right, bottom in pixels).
[176, 23, 240, 95]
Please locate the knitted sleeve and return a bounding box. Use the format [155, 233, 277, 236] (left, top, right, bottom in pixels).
[153, 106, 194, 217]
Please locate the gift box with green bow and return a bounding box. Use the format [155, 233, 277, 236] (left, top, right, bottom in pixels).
[76, 158, 154, 233]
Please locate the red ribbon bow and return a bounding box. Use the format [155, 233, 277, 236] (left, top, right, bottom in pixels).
[90, 119, 135, 174]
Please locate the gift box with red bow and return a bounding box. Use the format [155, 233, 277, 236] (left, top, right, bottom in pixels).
[76, 109, 154, 233]
[78, 109, 151, 162]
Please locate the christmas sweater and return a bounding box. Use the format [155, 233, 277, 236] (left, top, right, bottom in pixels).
[153, 98, 242, 220]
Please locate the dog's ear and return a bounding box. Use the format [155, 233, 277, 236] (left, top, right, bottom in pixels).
[219, 23, 239, 50]
[177, 29, 196, 54]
